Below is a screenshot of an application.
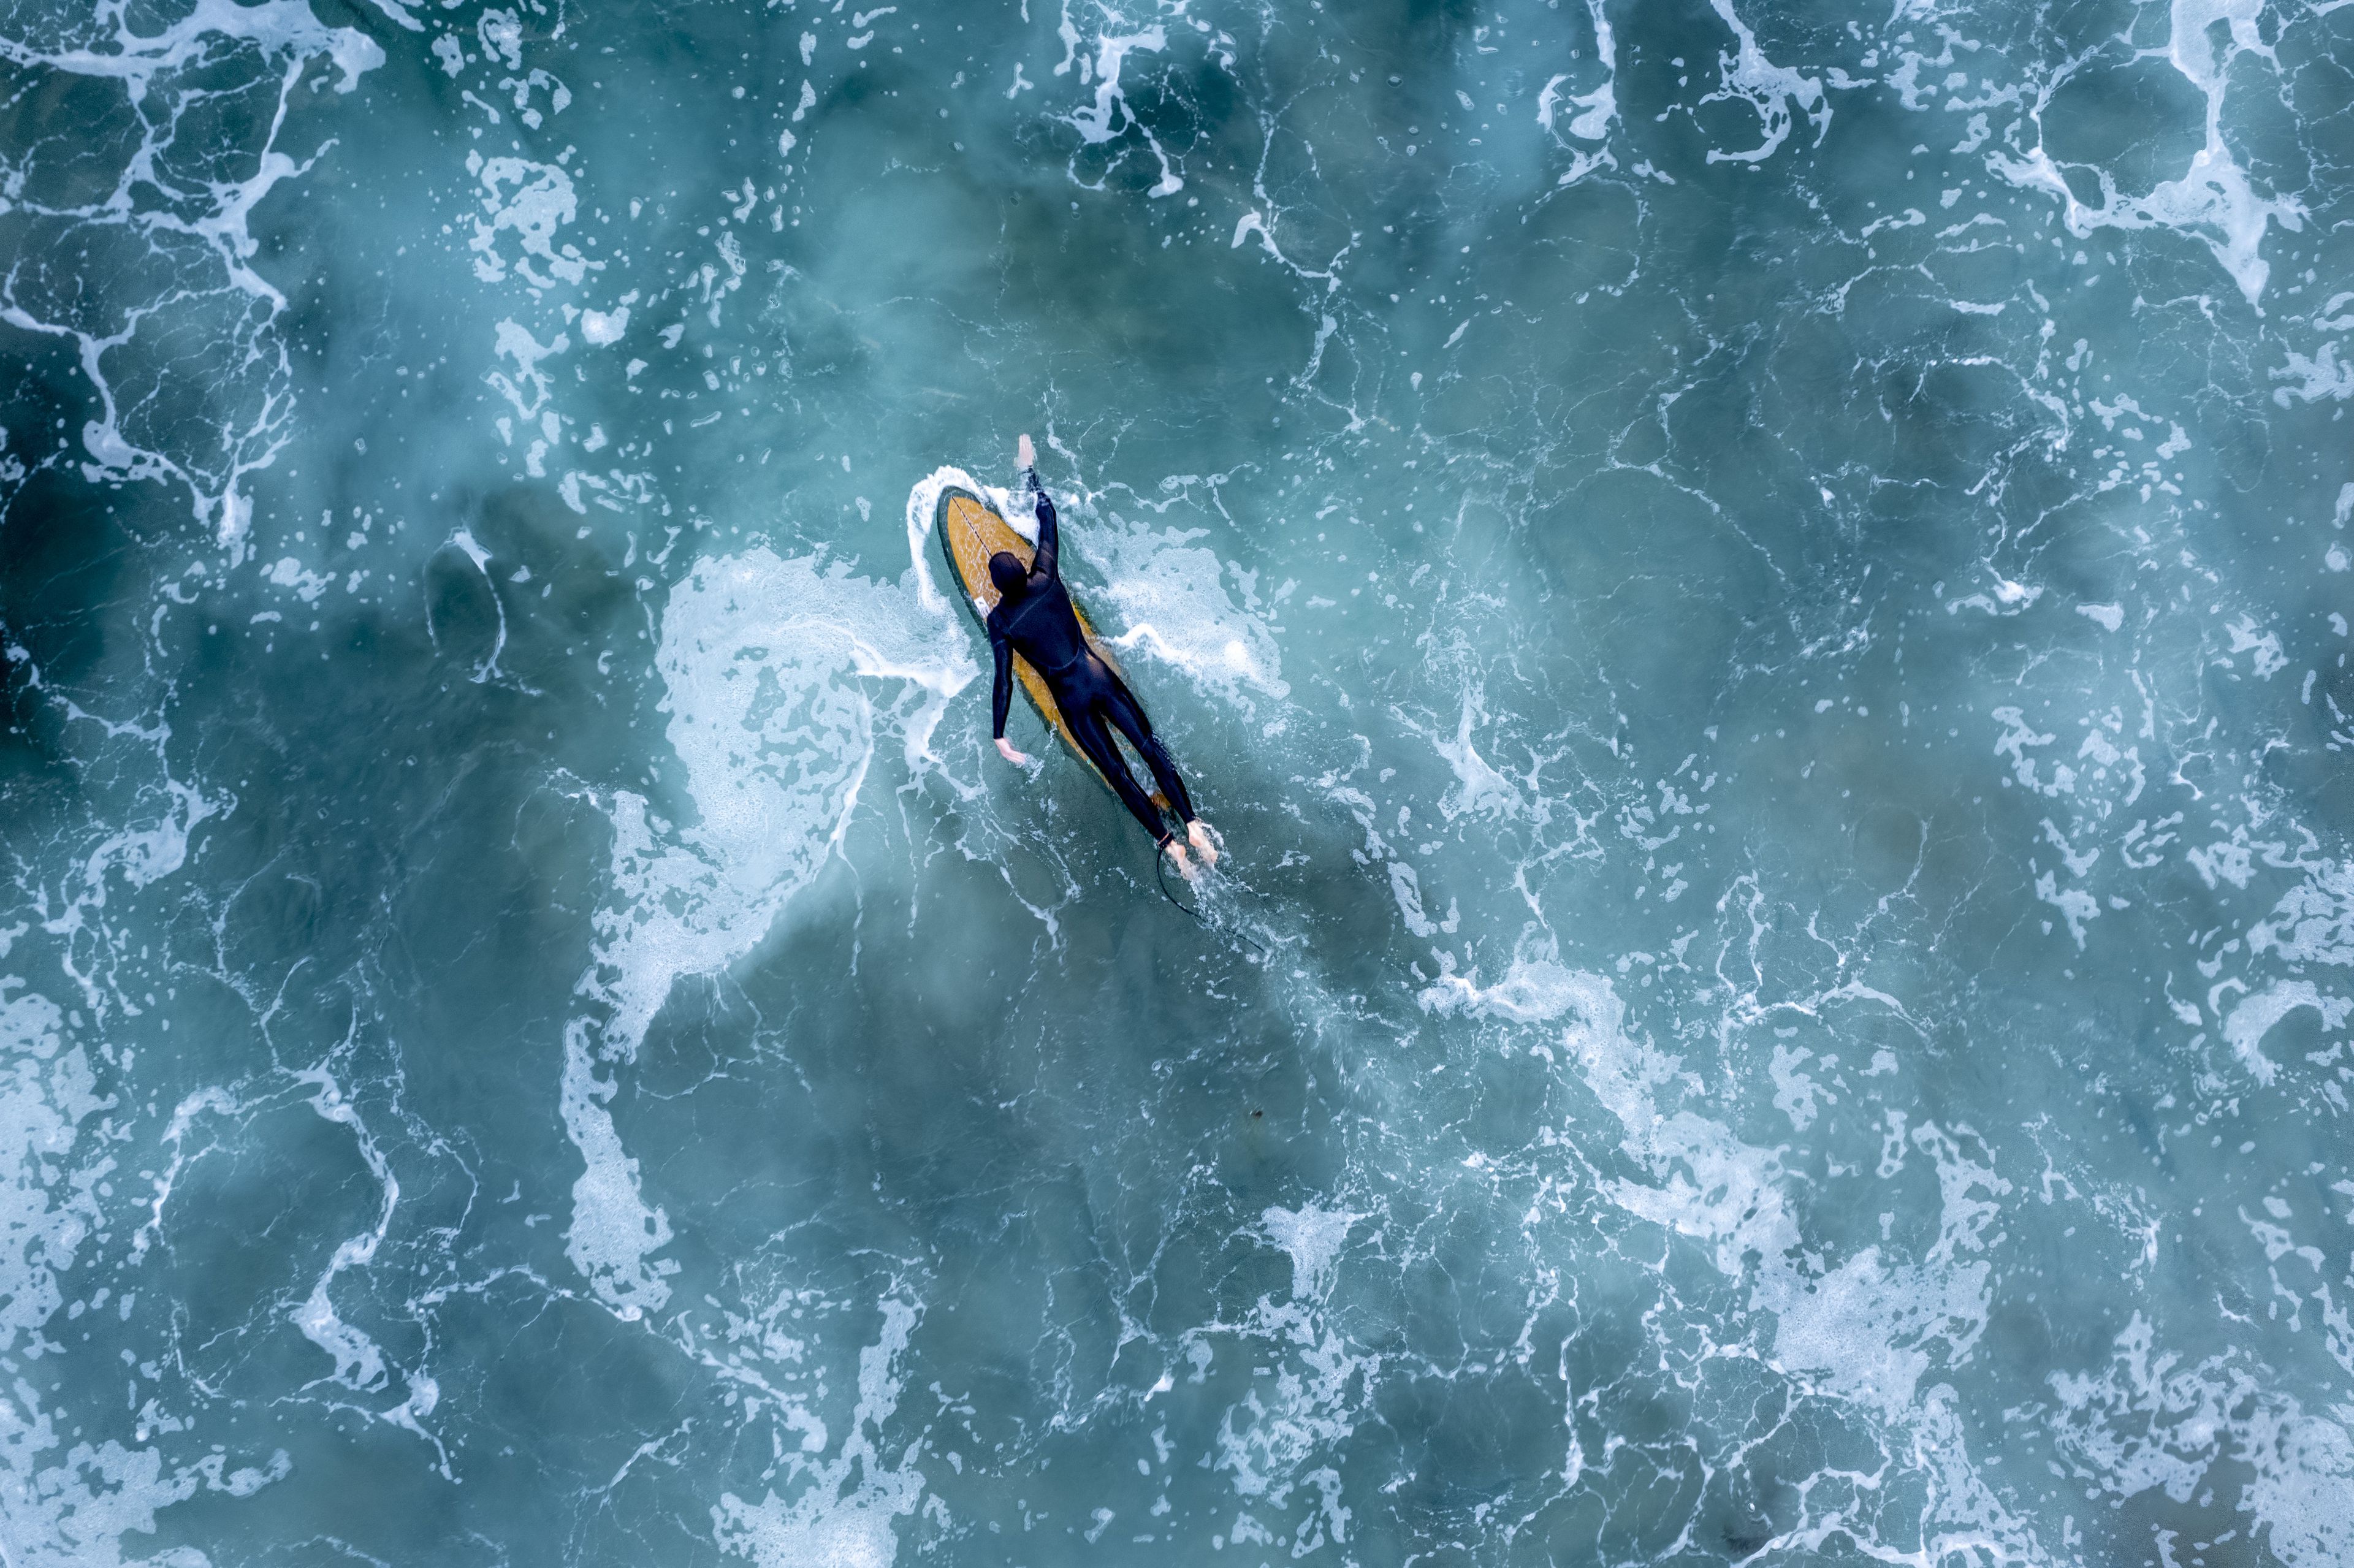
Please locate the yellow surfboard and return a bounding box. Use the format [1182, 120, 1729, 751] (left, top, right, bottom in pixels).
[934, 485, 1168, 809]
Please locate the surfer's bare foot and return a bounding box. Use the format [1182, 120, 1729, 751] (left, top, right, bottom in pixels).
[1164, 840, 1196, 879]
[1186, 820, 1219, 868]
[996, 737, 1032, 766]
[1017, 433, 1035, 470]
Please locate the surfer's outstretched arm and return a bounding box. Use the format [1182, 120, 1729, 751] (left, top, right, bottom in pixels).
[990, 643, 1030, 764]
[1027, 478, 1059, 585]
[988, 620, 1015, 742]
[1018, 433, 1058, 586]
[988, 614, 1030, 764]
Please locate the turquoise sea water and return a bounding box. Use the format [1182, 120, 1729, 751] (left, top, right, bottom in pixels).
[4, 0, 2353, 1561]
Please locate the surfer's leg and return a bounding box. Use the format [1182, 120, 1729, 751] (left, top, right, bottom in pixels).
[1099, 676, 1197, 824]
[1066, 695, 1173, 846]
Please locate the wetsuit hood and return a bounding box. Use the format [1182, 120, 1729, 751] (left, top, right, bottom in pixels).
[988, 551, 1029, 600]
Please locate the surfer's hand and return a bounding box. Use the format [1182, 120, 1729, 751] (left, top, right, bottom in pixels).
[996, 737, 1032, 766]
[1016, 434, 1035, 470]
[1187, 820, 1219, 869]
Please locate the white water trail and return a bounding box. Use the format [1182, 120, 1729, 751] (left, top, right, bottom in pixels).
[560, 549, 970, 1318]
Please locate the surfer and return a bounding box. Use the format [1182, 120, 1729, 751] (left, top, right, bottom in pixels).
[990, 435, 1219, 876]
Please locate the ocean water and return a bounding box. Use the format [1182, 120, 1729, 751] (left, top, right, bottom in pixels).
[3, 0, 2353, 1561]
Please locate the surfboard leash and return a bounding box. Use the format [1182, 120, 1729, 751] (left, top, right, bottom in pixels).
[1156, 847, 1204, 923]
[1156, 849, 1270, 961]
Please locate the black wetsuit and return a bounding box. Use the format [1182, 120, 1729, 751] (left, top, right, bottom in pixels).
[989, 470, 1198, 848]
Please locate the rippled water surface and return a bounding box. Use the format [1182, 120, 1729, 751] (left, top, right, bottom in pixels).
[4, 0, 2353, 1562]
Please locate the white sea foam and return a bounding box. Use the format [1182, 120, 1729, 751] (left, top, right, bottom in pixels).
[2273, 341, 2354, 405]
[1429, 922, 2354, 1559]
[1416, 938, 1586, 1024]
[1209, 1302, 1365, 1517]
[1428, 687, 1525, 821]
[1948, 575, 2044, 616]
[289, 1068, 395, 1396]
[286, 1064, 452, 1472]
[1989, 0, 2303, 303]
[422, 528, 515, 687]
[579, 306, 630, 346]
[1259, 1205, 1361, 1304]
[487, 319, 568, 420]
[1190, 1193, 1381, 1526]
[0, 0, 383, 560]
[1388, 861, 1457, 938]
[1535, 0, 1619, 185]
[2247, 859, 2354, 967]
[1088, 513, 1289, 715]
[1053, 13, 1184, 197]
[0, 979, 248, 1556]
[467, 153, 594, 288]
[0, 1383, 209, 1568]
[712, 1298, 927, 1567]
[2050, 1314, 2354, 1568]
[562, 550, 970, 1317]
[2038, 868, 2100, 948]
[264, 558, 330, 603]
[0, 983, 104, 1353]
[2222, 981, 2350, 1086]
[2077, 601, 2124, 631]
[902, 464, 999, 617]
[1698, 0, 1828, 165]
[1431, 951, 2044, 1559]
[2225, 615, 2287, 678]
[0, 659, 230, 1018]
